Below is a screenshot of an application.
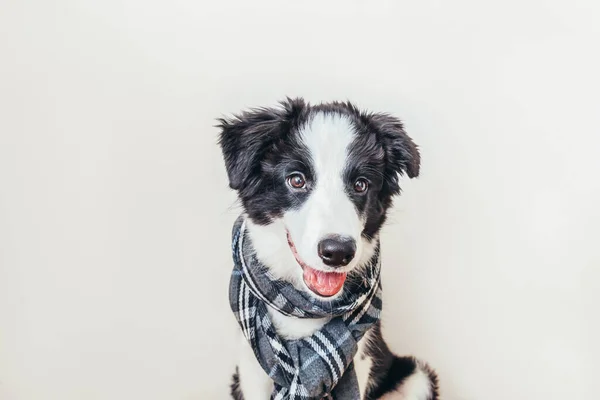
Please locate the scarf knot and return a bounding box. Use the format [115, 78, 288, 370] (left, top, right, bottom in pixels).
[229, 217, 382, 400]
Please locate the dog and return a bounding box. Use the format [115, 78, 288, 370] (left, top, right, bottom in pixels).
[218, 98, 439, 400]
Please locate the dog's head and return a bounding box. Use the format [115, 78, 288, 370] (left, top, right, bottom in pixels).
[218, 98, 420, 299]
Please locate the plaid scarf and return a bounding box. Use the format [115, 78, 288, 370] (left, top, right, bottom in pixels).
[229, 216, 382, 400]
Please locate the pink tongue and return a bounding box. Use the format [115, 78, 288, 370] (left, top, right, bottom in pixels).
[303, 267, 347, 297]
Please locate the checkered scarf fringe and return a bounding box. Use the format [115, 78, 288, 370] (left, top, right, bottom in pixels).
[229, 216, 382, 400]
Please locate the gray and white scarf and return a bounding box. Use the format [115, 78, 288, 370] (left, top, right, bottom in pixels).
[229, 216, 383, 400]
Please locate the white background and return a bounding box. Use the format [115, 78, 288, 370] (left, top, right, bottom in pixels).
[1, 1, 599, 399]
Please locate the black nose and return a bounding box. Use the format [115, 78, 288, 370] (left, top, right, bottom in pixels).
[318, 236, 356, 267]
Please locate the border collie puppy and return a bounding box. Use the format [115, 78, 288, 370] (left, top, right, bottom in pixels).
[218, 98, 438, 400]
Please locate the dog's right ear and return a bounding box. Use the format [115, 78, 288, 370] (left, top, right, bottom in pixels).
[217, 98, 306, 191]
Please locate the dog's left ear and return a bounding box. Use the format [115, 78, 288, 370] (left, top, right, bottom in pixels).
[217, 98, 306, 192]
[368, 113, 420, 191]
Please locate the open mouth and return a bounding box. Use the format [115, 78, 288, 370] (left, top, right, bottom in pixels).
[286, 231, 347, 297]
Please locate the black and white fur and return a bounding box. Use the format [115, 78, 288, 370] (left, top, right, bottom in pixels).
[218, 98, 439, 400]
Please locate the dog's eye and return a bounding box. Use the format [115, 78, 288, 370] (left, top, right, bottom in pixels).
[354, 178, 368, 193]
[287, 173, 306, 189]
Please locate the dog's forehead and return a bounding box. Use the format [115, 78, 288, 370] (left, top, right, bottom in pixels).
[296, 111, 384, 166]
[298, 112, 357, 161]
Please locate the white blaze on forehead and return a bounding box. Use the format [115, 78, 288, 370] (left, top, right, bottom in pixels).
[284, 112, 364, 269]
[300, 112, 356, 179]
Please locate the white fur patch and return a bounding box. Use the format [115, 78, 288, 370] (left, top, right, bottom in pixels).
[245, 218, 304, 290]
